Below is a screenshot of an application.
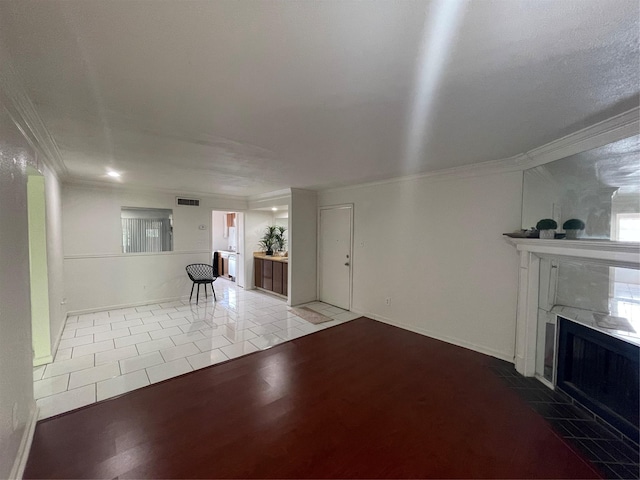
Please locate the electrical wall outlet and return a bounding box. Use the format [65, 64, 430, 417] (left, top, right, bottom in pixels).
[385, 297, 391, 305]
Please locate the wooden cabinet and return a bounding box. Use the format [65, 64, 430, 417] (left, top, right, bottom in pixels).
[273, 261, 283, 294]
[263, 259, 273, 291]
[254, 258, 262, 288]
[254, 256, 288, 297]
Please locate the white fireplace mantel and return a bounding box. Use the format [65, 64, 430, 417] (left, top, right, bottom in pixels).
[505, 237, 640, 377]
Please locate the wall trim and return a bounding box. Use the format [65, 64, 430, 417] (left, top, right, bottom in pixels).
[64, 250, 211, 260]
[50, 314, 67, 362]
[66, 295, 186, 316]
[8, 402, 38, 480]
[321, 106, 640, 195]
[352, 309, 514, 363]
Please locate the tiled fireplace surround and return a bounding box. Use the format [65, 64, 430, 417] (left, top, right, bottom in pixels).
[508, 240, 639, 436]
[507, 238, 640, 478]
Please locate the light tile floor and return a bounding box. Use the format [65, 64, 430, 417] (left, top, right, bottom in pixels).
[33, 279, 360, 419]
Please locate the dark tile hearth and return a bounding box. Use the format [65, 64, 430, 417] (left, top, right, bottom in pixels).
[491, 360, 640, 480]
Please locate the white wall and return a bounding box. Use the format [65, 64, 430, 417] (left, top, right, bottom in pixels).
[63, 184, 247, 312]
[289, 189, 317, 306]
[43, 164, 66, 352]
[318, 171, 523, 361]
[0, 110, 37, 479]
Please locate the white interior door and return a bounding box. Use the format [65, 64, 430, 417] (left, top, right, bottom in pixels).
[319, 205, 352, 310]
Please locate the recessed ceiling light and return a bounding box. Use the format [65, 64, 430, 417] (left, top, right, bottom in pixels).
[107, 171, 121, 178]
[271, 207, 278, 211]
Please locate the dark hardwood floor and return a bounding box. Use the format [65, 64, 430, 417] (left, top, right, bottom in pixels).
[25, 318, 600, 479]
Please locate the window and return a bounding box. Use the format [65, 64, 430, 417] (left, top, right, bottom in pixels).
[121, 207, 173, 253]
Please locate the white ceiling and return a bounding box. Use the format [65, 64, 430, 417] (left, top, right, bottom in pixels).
[0, 0, 638, 196]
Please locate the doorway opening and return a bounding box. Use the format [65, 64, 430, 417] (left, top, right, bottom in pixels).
[212, 211, 244, 287]
[318, 204, 353, 311]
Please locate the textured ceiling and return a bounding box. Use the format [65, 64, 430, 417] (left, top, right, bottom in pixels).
[0, 0, 638, 196]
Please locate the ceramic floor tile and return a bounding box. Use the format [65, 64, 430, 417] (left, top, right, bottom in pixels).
[124, 310, 154, 320]
[95, 345, 139, 365]
[68, 362, 120, 389]
[135, 303, 162, 312]
[250, 333, 285, 350]
[33, 365, 46, 381]
[274, 327, 306, 341]
[149, 326, 183, 340]
[168, 311, 191, 319]
[223, 329, 258, 343]
[159, 317, 190, 329]
[34, 374, 69, 400]
[94, 328, 131, 342]
[58, 335, 94, 350]
[64, 320, 94, 331]
[94, 315, 126, 326]
[272, 318, 304, 330]
[160, 342, 200, 362]
[61, 330, 75, 340]
[120, 351, 165, 374]
[136, 337, 175, 355]
[171, 331, 206, 345]
[220, 341, 260, 359]
[151, 307, 179, 316]
[74, 324, 112, 337]
[187, 349, 229, 370]
[114, 332, 152, 348]
[332, 311, 361, 322]
[179, 321, 210, 333]
[37, 385, 96, 419]
[194, 335, 231, 352]
[108, 307, 138, 316]
[111, 318, 144, 330]
[250, 324, 281, 335]
[54, 348, 73, 362]
[141, 314, 171, 325]
[129, 323, 163, 335]
[251, 314, 278, 326]
[97, 370, 150, 401]
[146, 358, 192, 384]
[43, 355, 95, 379]
[72, 339, 115, 358]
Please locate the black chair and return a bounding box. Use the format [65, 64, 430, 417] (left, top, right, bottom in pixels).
[185, 263, 217, 304]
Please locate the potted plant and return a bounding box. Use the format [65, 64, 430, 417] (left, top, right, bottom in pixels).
[536, 218, 558, 239]
[563, 218, 585, 240]
[274, 225, 287, 254]
[258, 225, 278, 255]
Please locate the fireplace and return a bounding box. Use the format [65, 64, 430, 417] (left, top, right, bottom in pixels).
[557, 317, 639, 443]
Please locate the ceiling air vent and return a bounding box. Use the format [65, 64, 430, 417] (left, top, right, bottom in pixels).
[176, 197, 200, 207]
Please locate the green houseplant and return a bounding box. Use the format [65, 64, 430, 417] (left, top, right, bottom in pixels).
[563, 218, 585, 240]
[274, 225, 287, 253]
[258, 225, 278, 255]
[536, 218, 558, 239]
[258, 225, 287, 255]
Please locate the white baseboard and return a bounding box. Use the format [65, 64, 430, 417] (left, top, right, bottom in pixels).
[50, 316, 67, 361]
[9, 403, 38, 480]
[352, 309, 514, 364]
[66, 295, 188, 316]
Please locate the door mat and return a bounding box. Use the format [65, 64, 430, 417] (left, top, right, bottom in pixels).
[289, 307, 333, 325]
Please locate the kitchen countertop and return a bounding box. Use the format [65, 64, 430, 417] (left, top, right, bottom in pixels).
[254, 252, 288, 263]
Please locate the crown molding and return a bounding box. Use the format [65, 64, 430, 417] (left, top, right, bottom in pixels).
[0, 46, 68, 178]
[518, 106, 640, 170]
[321, 107, 640, 195]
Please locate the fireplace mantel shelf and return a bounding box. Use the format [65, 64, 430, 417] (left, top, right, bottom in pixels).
[504, 237, 640, 267]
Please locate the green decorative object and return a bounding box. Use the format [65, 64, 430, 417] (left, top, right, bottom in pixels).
[562, 219, 585, 230]
[563, 218, 585, 239]
[536, 218, 557, 239]
[536, 219, 558, 230]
